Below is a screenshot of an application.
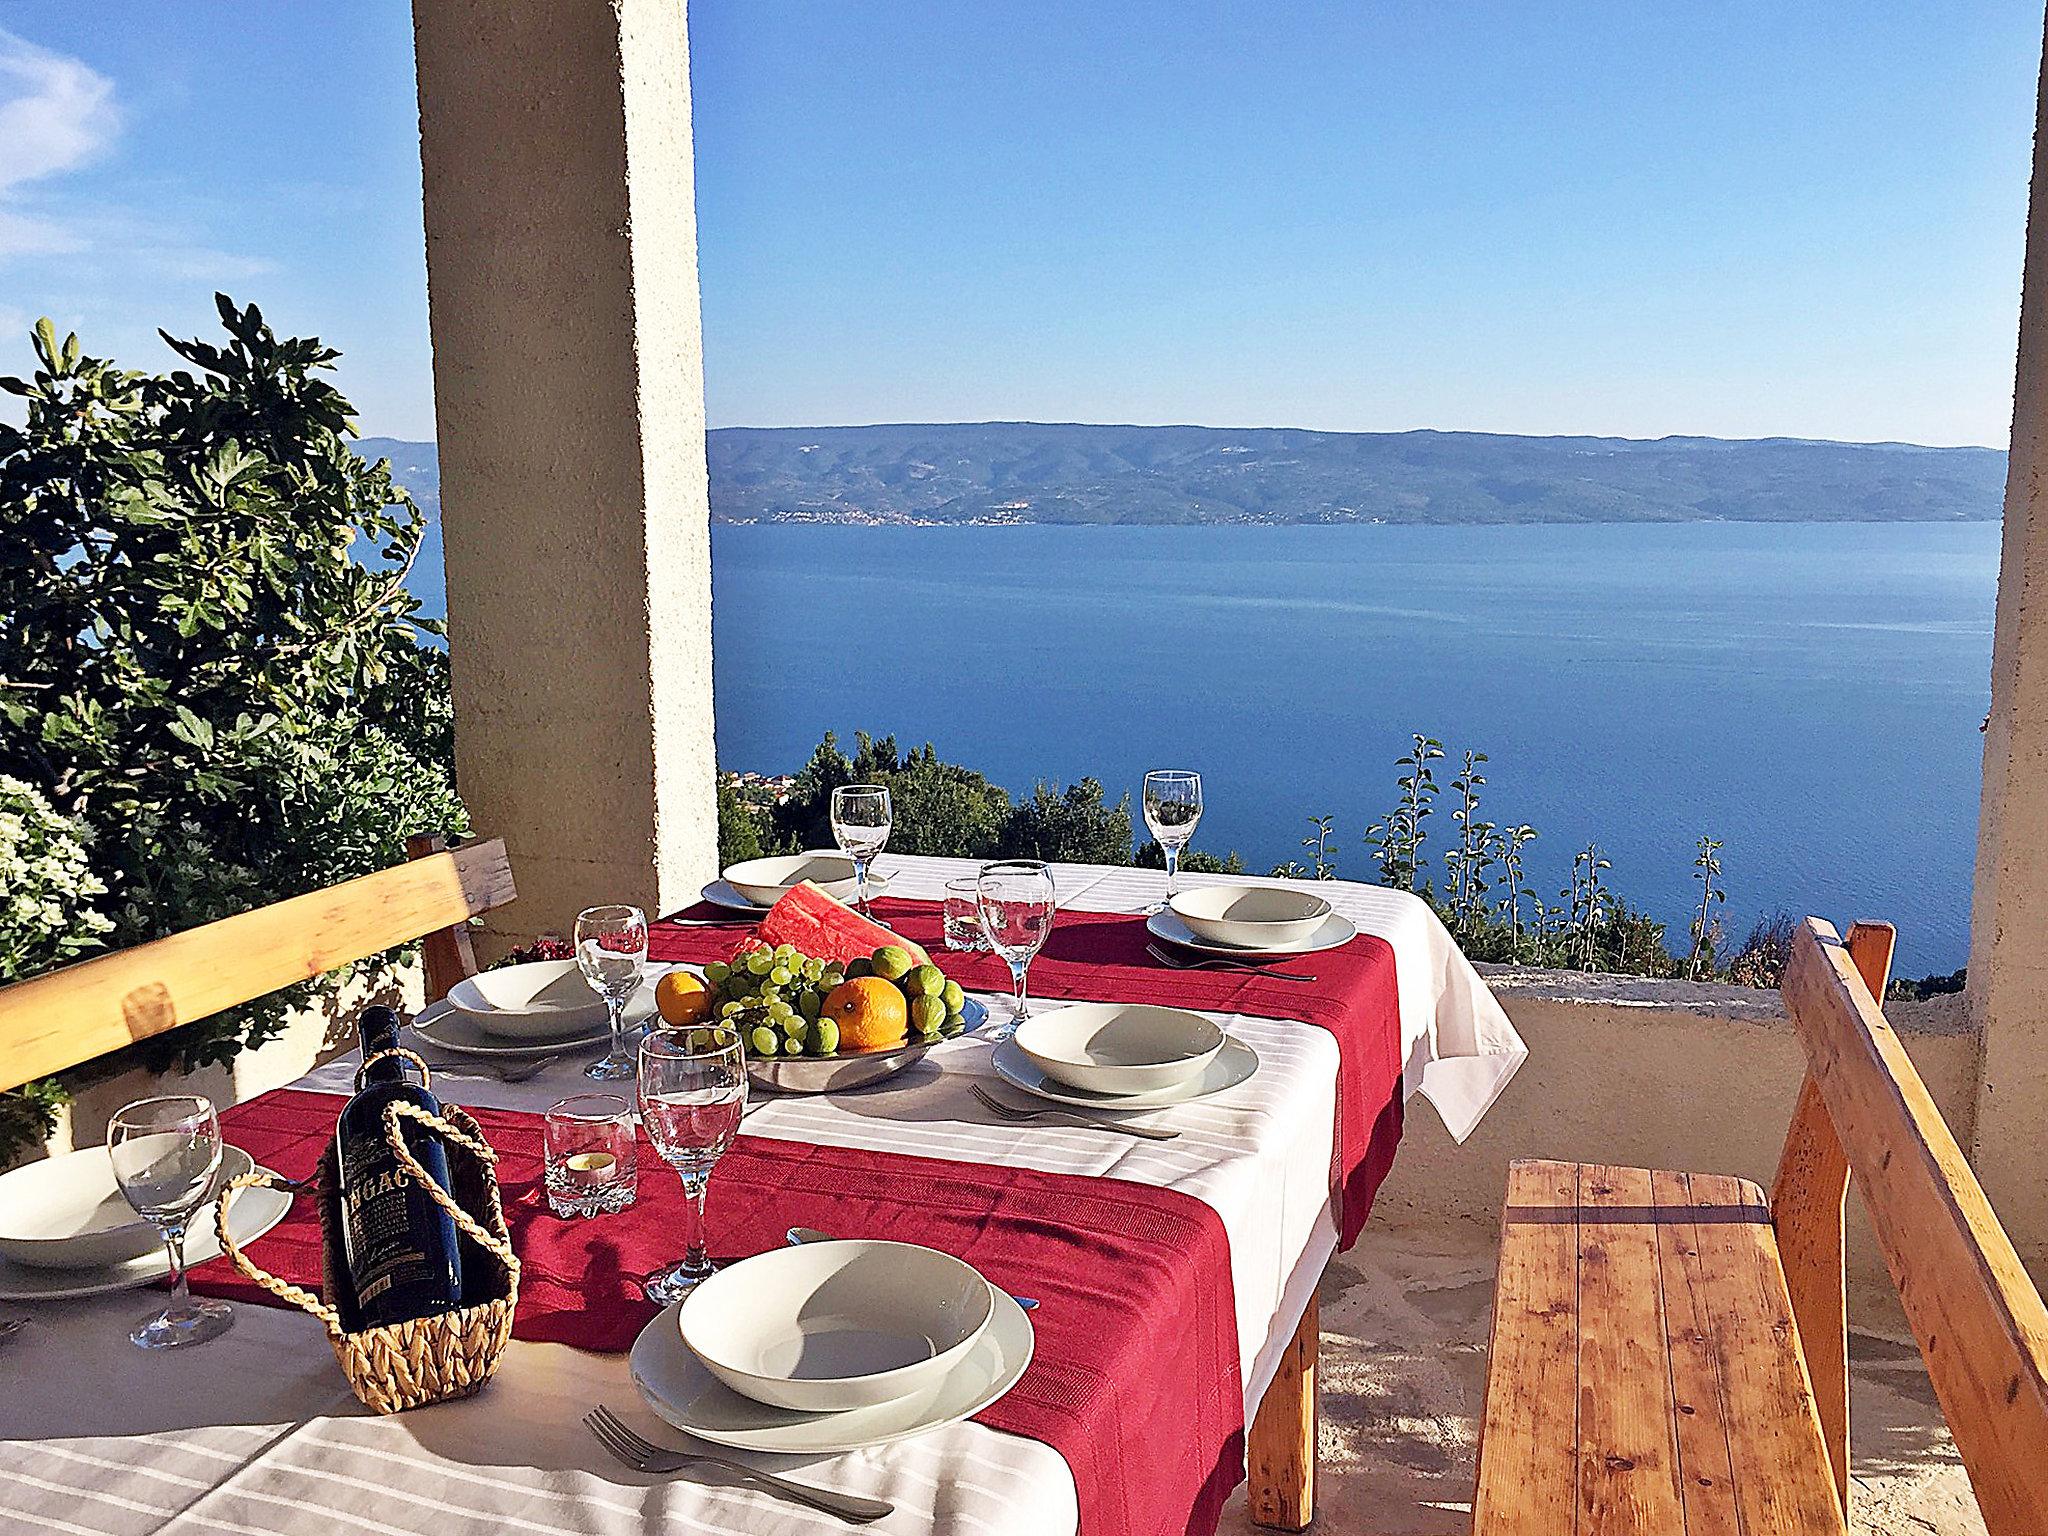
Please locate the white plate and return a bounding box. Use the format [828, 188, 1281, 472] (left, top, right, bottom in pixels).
[633, 1285, 1034, 1453]
[1146, 907, 1358, 958]
[991, 1034, 1260, 1110]
[0, 1164, 293, 1301]
[0, 1145, 255, 1270]
[1168, 885, 1333, 949]
[1013, 1002, 1224, 1096]
[679, 1240, 994, 1412]
[412, 998, 620, 1058]
[699, 871, 892, 914]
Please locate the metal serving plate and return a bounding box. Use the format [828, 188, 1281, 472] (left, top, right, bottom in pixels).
[746, 997, 988, 1095]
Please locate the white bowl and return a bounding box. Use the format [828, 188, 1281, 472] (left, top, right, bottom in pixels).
[678, 1240, 995, 1412]
[1013, 1002, 1226, 1096]
[1168, 885, 1334, 949]
[449, 959, 666, 1041]
[722, 852, 864, 907]
[0, 1145, 253, 1271]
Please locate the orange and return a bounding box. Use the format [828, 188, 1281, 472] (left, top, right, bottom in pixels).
[654, 970, 715, 1027]
[821, 976, 909, 1052]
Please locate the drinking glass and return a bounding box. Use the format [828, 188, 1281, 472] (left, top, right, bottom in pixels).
[830, 784, 892, 914]
[639, 1026, 748, 1303]
[544, 1093, 639, 1217]
[108, 1095, 234, 1350]
[976, 860, 1056, 1039]
[942, 875, 988, 952]
[1142, 770, 1204, 909]
[578, 903, 648, 1081]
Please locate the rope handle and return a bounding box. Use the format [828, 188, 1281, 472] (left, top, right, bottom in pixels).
[356, 1046, 433, 1093]
[215, 1169, 344, 1335]
[382, 1101, 521, 1280]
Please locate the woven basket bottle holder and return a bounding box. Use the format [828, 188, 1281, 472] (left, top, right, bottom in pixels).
[215, 1049, 522, 1415]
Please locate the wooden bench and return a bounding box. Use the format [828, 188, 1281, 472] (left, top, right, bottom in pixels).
[1472, 916, 2048, 1533]
[0, 834, 512, 1093]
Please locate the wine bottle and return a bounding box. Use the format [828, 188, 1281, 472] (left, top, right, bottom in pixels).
[336, 1006, 464, 1329]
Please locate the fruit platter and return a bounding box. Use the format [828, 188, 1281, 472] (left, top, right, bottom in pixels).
[656, 880, 987, 1093]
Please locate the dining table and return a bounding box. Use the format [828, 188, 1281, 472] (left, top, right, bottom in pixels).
[0, 856, 1526, 1536]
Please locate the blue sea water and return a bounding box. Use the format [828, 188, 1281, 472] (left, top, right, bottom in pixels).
[704, 522, 1999, 977]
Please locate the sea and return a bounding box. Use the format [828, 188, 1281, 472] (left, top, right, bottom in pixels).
[701, 521, 1999, 978]
[407, 518, 1996, 977]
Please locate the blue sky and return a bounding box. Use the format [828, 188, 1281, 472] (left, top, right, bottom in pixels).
[0, 3, 2040, 445]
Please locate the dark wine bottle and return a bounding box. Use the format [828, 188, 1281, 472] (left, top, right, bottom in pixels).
[336, 1006, 464, 1329]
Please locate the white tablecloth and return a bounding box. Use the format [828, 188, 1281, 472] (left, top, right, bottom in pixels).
[0, 858, 1523, 1536]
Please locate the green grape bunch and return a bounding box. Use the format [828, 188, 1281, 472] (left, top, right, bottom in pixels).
[702, 940, 973, 1059]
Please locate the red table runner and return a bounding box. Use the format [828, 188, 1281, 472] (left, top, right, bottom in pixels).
[651, 896, 1405, 1245]
[195, 1089, 1244, 1536]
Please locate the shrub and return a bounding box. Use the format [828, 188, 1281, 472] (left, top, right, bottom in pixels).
[0, 300, 467, 1157]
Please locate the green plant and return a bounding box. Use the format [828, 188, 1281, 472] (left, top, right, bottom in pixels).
[1364, 734, 1443, 892]
[1687, 835, 1726, 980]
[0, 299, 467, 1156]
[999, 778, 1134, 864]
[1292, 815, 1339, 880]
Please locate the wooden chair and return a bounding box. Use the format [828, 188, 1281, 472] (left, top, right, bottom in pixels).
[0, 835, 513, 1093]
[1471, 916, 2048, 1534]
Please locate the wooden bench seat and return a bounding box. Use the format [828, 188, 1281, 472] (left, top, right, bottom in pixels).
[1473, 918, 2048, 1535]
[1480, 1160, 1841, 1533]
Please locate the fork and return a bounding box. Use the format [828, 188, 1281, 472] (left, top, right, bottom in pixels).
[584, 1406, 892, 1523]
[970, 1083, 1179, 1140]
[1145, 942, 1316, 983]
[424, 1053, 563, 1084]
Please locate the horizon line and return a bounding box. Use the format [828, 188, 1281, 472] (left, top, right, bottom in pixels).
[358, 419, 2009, 454]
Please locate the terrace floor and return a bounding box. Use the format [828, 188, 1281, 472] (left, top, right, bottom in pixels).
[1220, 1215, 1985, 1536]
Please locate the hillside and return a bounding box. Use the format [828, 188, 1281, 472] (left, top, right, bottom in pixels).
[359, 422, 2005, 528]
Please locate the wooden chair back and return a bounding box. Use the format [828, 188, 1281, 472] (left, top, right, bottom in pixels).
[0, 835, 513, 1093]
[1777, 915, 2048, 1534]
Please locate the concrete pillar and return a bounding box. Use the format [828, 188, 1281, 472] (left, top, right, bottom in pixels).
[412, 0, 718, 944]
[1968, 20, 2048, 1276]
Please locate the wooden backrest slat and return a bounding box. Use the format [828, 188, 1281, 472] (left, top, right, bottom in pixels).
[0, 839, 515, 1092]
[1782, 916, 2048, 1533]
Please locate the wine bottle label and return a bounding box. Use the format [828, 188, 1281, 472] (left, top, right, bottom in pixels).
[340, 1136, 440, 1309]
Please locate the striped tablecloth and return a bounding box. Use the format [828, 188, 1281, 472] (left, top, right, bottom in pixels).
[0, 858, 1525, 1536]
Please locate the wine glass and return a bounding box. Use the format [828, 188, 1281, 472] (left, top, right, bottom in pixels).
[1143, 770, 1204, 910]
[830, 784, 892, 914]
[577, 903, 648, 1081]
[108, 1095, 234, 1350]
[976, 860, 1056, 1039]
[638, 1027, 748, 1303]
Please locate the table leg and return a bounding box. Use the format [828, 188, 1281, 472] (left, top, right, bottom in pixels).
[1249, 1290, 1319, 1530]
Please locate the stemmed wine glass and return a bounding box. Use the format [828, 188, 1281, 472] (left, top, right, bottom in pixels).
[108, 1095, 234, 1350]
[976, 860, 1056, 1040]
[638, 1027, 748, 1303]
[578, 903, 648, 1081]
[830, 784, 892, 914]
[1143, 770, 1203, 910]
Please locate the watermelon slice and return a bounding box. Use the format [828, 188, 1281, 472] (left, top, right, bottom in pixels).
[745, 881, 930, 967]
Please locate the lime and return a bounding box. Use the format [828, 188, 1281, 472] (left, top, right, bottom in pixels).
[871, 945, 915, 981]
[910, 995, 947, 1034]
[845, 956, 874, 979]
[905, 963, 946, 998]
[941, 980, 965, 1012]
[813, 1019, 841, 1055]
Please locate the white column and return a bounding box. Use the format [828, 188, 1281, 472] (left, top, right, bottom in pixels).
[412, 0, 718, 944]
[1968, 20, 2048, 1275]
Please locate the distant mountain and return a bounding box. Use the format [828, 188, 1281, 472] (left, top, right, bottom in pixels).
[359, 422, 2006, 530]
